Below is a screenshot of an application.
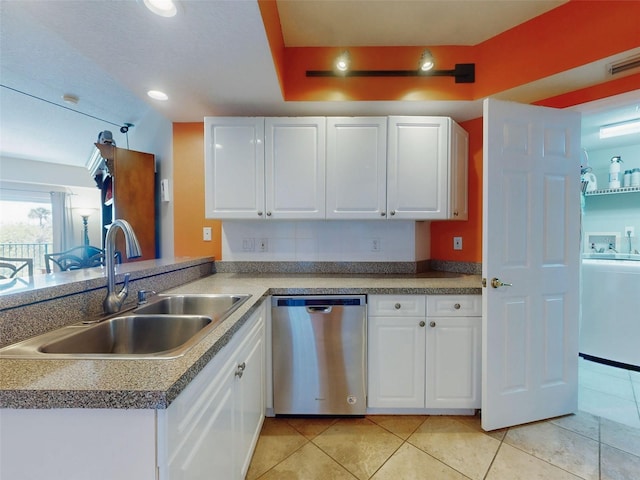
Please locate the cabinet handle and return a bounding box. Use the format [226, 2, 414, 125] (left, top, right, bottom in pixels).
[453, 210, 459, 217]
[454, 303, 461, 310]
[394, 303, 401, 310]
[390, 210, 396, 216]
[429, 321, 436, 327]
[257, 211, 263, 216]
[381, 212, 386, 216]
[419, 320, 426, 327]
[266, 211, 272, 217]
[235, 362, 246, 378]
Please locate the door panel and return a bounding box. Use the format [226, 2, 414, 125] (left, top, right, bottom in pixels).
[482, 99, 581, 431]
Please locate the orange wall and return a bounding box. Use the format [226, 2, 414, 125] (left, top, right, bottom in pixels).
[430, 118, 483, 262]
[173, 123, 222, 259]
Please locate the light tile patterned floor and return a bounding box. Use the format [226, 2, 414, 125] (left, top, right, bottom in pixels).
[247, 412, 640, 479]
[248, 359, 640, 479]
[578, 357, 640, 429]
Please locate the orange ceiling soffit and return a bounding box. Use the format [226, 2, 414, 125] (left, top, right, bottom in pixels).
[260, 1, 640, 103]
[258, 0, 286, 98]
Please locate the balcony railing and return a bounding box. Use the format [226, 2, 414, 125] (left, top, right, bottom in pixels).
[0, 243, 53, 276]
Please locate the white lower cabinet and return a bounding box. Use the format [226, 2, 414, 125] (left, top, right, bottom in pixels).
[368, 294, 481, 411]
[0, 301, 266, 480]
[161, 300, 266, 480]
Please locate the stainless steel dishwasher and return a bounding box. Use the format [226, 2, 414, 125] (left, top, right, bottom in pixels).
[271, 295, 366, 415]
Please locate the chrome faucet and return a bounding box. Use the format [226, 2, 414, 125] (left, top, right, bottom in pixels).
[103, 219, 142, 314]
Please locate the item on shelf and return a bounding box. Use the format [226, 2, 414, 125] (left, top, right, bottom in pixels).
[581, 171, 597, 192]
[632, 168, 640, 187]
[608, 156, 622, 189]
[623, 169, 632, 187]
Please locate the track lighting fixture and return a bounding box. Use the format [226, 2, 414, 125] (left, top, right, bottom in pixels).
[335, 51, 351, 73]
[307, 49, 474, 83]
[419, 49, 435, 72]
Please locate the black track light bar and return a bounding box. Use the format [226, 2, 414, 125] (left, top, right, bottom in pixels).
[306, 63, 475, 83]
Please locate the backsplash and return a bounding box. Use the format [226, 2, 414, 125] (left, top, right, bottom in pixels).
[221, 220, 430, 262]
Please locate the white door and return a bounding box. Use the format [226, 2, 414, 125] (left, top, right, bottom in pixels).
[482, 98, 581, 431]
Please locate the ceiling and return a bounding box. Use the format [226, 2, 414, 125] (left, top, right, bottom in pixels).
[0, 0, 638, 171]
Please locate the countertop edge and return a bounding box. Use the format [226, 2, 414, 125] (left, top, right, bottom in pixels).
[1, 274, 482, 409]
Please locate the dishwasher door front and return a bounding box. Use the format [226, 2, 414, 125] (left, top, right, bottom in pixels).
[272, 296, 367, 415]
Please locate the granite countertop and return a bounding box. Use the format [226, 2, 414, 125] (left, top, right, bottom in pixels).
[0, 272, 482, 410]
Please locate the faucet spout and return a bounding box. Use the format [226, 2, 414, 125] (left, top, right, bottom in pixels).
[103, 219, 142, 314]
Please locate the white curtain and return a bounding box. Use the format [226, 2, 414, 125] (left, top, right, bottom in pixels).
[50, 191, 75, 252]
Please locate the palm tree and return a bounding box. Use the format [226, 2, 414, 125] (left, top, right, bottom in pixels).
[28, 207, 51, 227]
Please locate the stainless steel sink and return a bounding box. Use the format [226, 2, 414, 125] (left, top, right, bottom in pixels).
[135, 293, 250, 317]
[39, 315, 212, 355]
[0, 293, 252, 359]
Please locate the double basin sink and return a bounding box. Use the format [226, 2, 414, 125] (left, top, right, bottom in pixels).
[0, 294, 251, 359]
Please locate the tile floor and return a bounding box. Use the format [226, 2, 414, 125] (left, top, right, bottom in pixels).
[247, 358, 640, 479]
[578, 357, 640, 429]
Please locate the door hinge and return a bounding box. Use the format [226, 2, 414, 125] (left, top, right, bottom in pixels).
[482, 277, 487, 288]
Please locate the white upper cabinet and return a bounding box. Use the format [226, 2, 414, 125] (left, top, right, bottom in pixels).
[326, 117, 388, 219]
[387, 116, 468, 220]
[205, 115, 467, 221]
[204, 117, 265, 219]
[265, 117, 326, 219]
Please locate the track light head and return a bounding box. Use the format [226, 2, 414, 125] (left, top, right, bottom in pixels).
[335, 51, 351, 73]
[419, 49, 435, 72]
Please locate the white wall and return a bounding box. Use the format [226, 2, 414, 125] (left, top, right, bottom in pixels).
[222, 220, 431, 262]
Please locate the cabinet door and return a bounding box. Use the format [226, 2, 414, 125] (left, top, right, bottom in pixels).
[425, 317, 481, 409]
[387, 116, 449, 219]
[368, 316, 426, 408]
[450, 121, 469, 220]
[326, 117, 387, 219]
[265, 117, 326, 219]
[166, 359, 236, 480]
[204, 117, 265, 219]
[235, 306, 266, 478]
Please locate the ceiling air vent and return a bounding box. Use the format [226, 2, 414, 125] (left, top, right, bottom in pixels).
[607, 54, 640, 76]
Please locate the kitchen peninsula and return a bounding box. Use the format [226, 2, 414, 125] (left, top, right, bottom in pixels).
[0, 259, 481, 479]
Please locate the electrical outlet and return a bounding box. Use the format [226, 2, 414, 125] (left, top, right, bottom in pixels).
[625, 226, 635, 237]
[242, 238, 255, 251]
[453, 236, 463, 250]
[258, 238, 268, 252]
[371, 238, 381, 252]
[203, 227, 212, 241]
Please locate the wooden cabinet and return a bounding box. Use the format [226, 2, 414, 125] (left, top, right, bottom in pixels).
[387, 116, 468, 220]
[95, 144, 157, 260]
[326, 117, 387, 219]
[205, 115, 467, 221]
[204, 117, 325, 219]
[368, 294, 480, 411]
[162, 300, 266, 479]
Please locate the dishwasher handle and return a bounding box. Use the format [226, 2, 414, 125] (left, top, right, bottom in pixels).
[306, 306, 333, 314]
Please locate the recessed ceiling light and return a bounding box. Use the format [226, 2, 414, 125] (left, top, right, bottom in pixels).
[147, 90, 169, 101]
[143, 0, 177, 17]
